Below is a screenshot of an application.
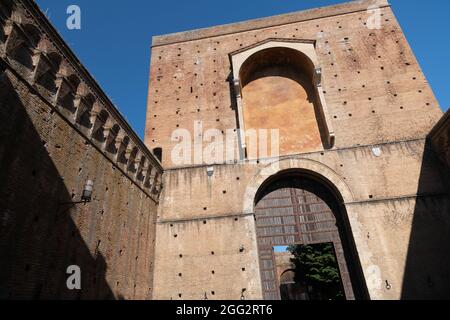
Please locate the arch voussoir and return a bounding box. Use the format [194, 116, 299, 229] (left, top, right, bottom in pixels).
[242, 157, 354, 214]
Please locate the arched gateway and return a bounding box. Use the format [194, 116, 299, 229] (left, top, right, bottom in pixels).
[244, 159, 368, 300]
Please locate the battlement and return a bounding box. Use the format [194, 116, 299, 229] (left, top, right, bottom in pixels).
[1, 0, 163, 200]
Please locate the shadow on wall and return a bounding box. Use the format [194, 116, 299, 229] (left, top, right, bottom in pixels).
[0, 68, 115, 300]
[401, 139, 450, 299]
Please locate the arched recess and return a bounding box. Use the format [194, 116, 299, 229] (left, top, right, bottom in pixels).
[91, 109, 109, 143]
[278, 269, 307, 300]
[230, 39, 335, 159]
[22, 23, 41, 48]
[105, 124, 120, 154]
[75, 92, 95, 129]
[127, 146, 139, 173]
[279, 269, 296, 284]
[116, 136, 130, 165]
[33, 51, 61, 93]
[4, 22, 35, 72]
[243, 158, 368, 300]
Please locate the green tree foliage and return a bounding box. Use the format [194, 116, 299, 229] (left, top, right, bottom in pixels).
[287, 243, 344, 300]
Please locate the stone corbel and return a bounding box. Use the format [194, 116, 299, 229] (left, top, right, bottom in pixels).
[73, 94, 87, 123]
[114, 131, 127, 162]
[139, 161, 149, 183]
[57, 61, 74, 79]
[233, 78, 242, 98]
[102, 118, 115, 151]
[36, 37, 53, 54]
[146, 167, 157, 190]
[232, 77, 246, 159]
[142, 166, 153, 189]
[153, 174, 163, 196]
[328, 133, 336, 149]
[133, 153, 144, 180]
[103, 118, 114, 139]
[114, 136, 123, 151]
[89, 102, 101, 125]
[312, 66, 335, 148]
[132, 150, 142, 172]
[76, 81, 88, 97]
[3, 20, 14, 38]
[88, 102, 102, 137]
[31, 48, 40, 66]
[124, 144, 135, 168]
[313, 67, 322, 87]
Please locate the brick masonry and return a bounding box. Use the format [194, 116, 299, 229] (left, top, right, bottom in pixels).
[147, 0, 450, 300]
[0, 0, 449, 301]
[145, 0, 443, 167]
[0, 0, 162, 299]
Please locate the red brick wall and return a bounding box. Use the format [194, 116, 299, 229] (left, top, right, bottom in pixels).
[0, 66, 158, 300]
[145, 1, 443, 167]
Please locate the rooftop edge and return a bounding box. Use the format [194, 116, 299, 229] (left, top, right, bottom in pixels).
[152, 0, 390, 47]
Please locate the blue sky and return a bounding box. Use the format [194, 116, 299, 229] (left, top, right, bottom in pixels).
[274, 246, 289, 253]
[35, 0, 450, 139]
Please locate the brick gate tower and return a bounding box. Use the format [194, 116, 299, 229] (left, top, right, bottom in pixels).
[145, 0, 450, 300]
[1, 0, 449, 301]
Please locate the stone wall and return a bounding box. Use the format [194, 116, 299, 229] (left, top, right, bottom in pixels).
[149, 0, 450, 300]
[153, 139, 449, 300]
[0, 0, 163, 299]
[145, 0, 443, 168]
[1, 0, 448, 301]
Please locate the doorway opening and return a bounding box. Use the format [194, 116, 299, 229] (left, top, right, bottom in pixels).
[254, 170, 368, 300]
[274, 244, 345, 300]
